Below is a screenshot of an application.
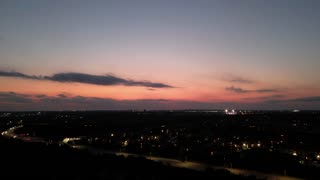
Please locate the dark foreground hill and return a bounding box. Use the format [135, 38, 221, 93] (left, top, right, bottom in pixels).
[0, 136, 253, 179]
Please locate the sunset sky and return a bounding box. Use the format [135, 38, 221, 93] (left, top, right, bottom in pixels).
[1, 0, 320, 110]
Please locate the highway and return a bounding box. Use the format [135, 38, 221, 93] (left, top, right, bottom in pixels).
[2, 126, 303, 180]
[1, 125, 46, 143]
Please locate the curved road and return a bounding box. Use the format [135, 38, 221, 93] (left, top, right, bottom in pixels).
[2, 126, 302, 180]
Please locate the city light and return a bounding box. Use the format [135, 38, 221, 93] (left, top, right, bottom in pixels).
[1, 110, 320, 178]
[123, 140, 128, 147]
[62, 137, 81, 144]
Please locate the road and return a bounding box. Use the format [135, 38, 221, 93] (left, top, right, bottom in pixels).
[69, 145, 303, 180]
[1, 125, 46, 143]
[2, 126, 303, 180]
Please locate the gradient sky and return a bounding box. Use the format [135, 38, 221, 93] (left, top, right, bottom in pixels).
[1, 0, 320, 110]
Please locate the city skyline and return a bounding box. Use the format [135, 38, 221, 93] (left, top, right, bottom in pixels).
[1, 0, 320, 110]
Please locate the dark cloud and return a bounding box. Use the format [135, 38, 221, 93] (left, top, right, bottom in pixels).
[0, 71, 174, 88]
[244, 94, 285, 101]
[0, 91, 245, 110]
[225, 86, 249, 93]
[255, 89, 278, 93]
[228, 77, 255, 84]
[0, 71, 41, 80]
[260, 96, 320, 110]
[226, 86, 278, 93]
[146, 88, 156, 91]
[57, 94, 67, 98]
[35, 94, 49, 98]
[0, 92, 319, 111]
[0, 92, 33, 103]
[46, 72, 174, 88]
[285, 96, 320, 102]
[222, 74, 255, 84]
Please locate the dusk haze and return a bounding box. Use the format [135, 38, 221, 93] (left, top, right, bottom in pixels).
[1, 0, 320, 110]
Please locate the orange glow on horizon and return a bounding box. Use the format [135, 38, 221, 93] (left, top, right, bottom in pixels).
[0, 76, 317, 106]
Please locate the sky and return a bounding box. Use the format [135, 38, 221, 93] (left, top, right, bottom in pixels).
[0, 0, 320, 110]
